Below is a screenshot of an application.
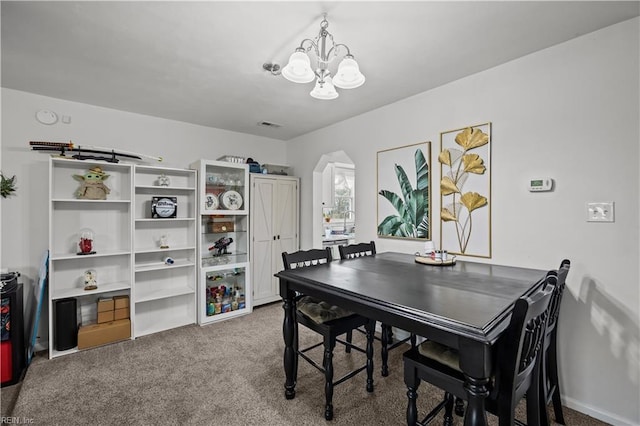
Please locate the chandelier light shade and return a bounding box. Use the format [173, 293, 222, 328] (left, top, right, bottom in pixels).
[281, 49, 315, 83]
[333, 55, 365, 89]
[310, 76, 339, 100]
[282, 14, 365, 100]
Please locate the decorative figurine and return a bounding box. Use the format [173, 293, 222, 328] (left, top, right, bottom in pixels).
[84, 269, 98, 291]
[208, 237, 233, 256]
[157, 173, 170, 187]
[73, 166, 111, 200]
[78, 229, 95, 255]
[159, 234, 169, 249]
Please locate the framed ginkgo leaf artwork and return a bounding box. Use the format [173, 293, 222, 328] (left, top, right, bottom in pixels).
[439, 123, 492, 258]
[376, 142, 431, 240]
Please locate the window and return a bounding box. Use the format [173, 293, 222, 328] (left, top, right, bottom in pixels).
[332, 166, 355, 222]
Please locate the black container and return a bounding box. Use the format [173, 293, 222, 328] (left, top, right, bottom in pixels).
[55, 298, 78, 351]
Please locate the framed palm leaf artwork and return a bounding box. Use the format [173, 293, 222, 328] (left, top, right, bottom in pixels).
[439, 122, 492, 258]
[376, 142, 431, 240]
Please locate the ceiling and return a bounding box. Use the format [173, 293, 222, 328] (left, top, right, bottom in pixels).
[2, 2, 638, 141]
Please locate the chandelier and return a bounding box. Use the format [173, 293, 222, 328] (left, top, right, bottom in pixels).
[281, 15, 365, 100]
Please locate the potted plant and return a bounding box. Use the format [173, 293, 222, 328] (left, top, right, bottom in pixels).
[0, 172, 17, 198]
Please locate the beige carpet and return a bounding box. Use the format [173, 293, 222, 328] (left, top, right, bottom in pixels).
[5, 302, 607, 425]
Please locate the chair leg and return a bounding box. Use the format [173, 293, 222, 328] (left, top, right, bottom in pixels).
[405, 368, 420, 426]
[548, 339, 565, 424]
[551, 387, 565, 425]
[381, 324, 391, 377]
[443, 392, 455, 426]
[365, 320, 375, 392]
[323, 337, 336, 421]
[454, 397, 465, 416]
[345, 330, 352, 353]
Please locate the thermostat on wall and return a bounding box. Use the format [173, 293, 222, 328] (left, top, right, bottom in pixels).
[528, 177, 554, 192]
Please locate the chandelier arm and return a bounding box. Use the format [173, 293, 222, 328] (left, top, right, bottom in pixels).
[327, 43, 353, 59]
[298, 38, 319, 55]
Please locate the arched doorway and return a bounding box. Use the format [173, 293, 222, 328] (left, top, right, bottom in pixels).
[311, 151, 355, 250]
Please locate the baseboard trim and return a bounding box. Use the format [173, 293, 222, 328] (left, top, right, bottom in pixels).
[562, 395, 637, 425]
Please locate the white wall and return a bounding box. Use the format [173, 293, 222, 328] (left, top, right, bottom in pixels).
[0, 88, 287, 347]
[287, 18, 640, 425]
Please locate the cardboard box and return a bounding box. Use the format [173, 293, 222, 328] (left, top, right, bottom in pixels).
[97, 310, 114, 324]
[77, 319, 131, 350]
[113, 295, 129, 310]
[97, 298, 114, 312]
[114, 307, 129, 320]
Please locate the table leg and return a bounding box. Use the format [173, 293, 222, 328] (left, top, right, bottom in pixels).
[404, 365, 420, 425]
[282, 288, 297, 400]
[463, 374, 490, 426]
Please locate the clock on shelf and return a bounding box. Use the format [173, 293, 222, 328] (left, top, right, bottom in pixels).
[151, 196, 177, 218]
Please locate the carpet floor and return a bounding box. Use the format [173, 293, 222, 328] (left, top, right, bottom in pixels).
[3, 302, 608, 425]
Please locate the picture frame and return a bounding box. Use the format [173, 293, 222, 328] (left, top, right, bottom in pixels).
[376, 142, 431, 240]
[439, 122, 492, 257]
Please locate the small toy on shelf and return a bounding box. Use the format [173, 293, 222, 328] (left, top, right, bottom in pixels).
[208, 237, 233, 256]
[83, 269, 98, 291]
[159, 234, 170, 249]
[157, 173, 170, 186]
[73, 166, 111, 200]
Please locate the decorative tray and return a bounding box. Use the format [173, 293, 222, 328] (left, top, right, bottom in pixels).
[414, 254, 456, 266]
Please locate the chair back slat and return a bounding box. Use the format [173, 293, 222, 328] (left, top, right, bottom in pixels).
[496, 274, 554, 403]
[282, 248, 332, 271]
[338, 241, 376, 260]
[545, 259, 570, 334]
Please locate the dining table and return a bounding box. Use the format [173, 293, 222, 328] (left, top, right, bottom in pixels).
[275, 251, 547, 426]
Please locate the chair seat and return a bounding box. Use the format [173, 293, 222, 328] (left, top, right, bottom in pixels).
[297, 296, 354, 324]
[418, 341, 461, 372]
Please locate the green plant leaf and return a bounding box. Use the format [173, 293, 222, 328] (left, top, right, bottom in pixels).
[394, 163, 414, 209]
[415, 149, 429, 192]
[377, 215, 406, 236]
[377, 147, 430, 239]
[378, 190, 406, 218]
[416, 214, 429, 238]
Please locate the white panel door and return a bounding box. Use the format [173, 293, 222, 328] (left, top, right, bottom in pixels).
[251, 178, 276, 304]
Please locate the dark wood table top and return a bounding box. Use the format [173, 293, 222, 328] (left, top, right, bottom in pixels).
[276, 252, 547, 344]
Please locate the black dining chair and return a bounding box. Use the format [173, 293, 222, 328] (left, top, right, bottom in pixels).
[282, 247, 375, 421]
[339, 241, 417, 377]
[403, 273, 555, 426]
[540, 259, 571, 426]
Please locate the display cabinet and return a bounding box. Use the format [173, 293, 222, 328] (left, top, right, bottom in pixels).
[250, 175, 299, 306]
[190, 160, 251, 325]
[48, 157, 133, 358]
[133, 165, 197, 337]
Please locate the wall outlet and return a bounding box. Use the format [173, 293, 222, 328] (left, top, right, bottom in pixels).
[587, 202, 614, 222]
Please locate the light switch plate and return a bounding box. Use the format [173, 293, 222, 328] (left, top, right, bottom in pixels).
[587, 202, 614, 222]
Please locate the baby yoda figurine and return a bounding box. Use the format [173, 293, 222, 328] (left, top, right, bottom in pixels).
[73, 166, 111, 200]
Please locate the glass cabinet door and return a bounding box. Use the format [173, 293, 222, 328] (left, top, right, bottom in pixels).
[203, 266, 247, 317]
[190, 159, 251, 325]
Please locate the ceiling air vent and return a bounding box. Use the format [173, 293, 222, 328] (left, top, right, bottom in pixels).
[257, 121, 282, 128]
